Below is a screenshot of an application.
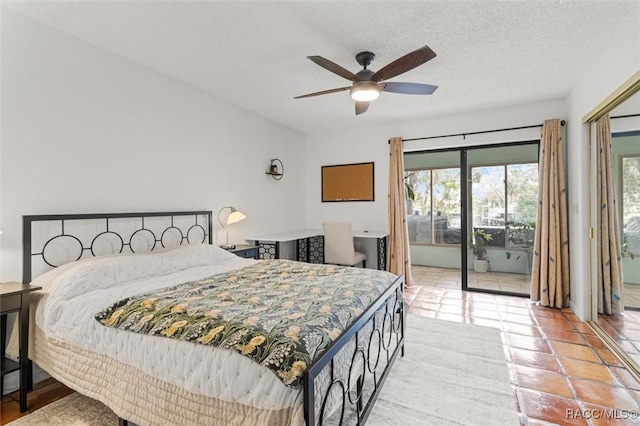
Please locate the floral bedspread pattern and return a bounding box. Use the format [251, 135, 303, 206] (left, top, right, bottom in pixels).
[95, 260, 397, 388]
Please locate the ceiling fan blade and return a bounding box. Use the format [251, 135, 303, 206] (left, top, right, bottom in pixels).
[307, 56, 359, 81]
[355, 101, 369, 115]
[294, 86, 351, 99]
[371, 45, 436, 82]
[381, 82, 438, 95]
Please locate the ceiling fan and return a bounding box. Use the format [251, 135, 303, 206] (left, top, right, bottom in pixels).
[294, 45, 438, 115]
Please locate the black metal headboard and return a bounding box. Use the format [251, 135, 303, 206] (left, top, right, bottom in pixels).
[23, 211, 213, 283]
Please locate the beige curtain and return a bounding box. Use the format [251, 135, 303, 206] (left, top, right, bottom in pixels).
[596, 115, 623, 315]
[531, 119, 570, 308]
[388, 137, 412, 285]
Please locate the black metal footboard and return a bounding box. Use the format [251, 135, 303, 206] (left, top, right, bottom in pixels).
[303, 274, 405, 425]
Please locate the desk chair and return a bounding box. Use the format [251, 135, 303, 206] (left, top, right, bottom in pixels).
[322, 222, 367, 268]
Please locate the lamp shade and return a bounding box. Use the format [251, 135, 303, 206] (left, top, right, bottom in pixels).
[227, 208, 247, 225]
[217, 206, 247, 250]
[350, 81, 381, 102]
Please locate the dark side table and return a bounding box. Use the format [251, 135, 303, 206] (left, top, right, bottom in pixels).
[1, 282, 42, 412]
[229, 245, 259, 259]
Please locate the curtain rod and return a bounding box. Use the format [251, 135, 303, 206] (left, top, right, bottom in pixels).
[611, 113, 640, 120]
[390, 120, 566, 143]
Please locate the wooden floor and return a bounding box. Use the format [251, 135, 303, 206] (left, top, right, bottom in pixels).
[2, 274, 640, 425]
[1, 378, 74, 424]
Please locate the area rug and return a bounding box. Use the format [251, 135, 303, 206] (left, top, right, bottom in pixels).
[366, 314, 518, 425]
[5, 392, 118, 425]
[7, 315, 517, 425]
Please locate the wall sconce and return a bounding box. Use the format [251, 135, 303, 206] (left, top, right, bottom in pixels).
[217, 206, 247, 250]
[266, 158, 284, 181]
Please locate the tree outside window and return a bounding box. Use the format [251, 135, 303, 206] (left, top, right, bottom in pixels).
[406, 162, 538, 249]
[622, 156, 640, 254]
[405, 168, 461, 245]
[471, 163, 538, 249]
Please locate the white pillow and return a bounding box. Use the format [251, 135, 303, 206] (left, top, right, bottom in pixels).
[32, 243, 237, 299]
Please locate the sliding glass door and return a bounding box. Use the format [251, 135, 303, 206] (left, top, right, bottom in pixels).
[405, 151, 462, 290]
[405, 142, 538, 296]
[464, 144, 539, 295]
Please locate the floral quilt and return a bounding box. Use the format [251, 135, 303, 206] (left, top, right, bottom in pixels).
[95, 259, 397, 388]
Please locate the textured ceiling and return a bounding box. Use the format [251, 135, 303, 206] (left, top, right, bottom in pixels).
[4, 0, 639, 135]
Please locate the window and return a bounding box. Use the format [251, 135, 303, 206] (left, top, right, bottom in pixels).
[622, 155, 640, 254]
[405, 168, 461, 245]
[404, 144, 538, 251]
[470, 163, 538, 249]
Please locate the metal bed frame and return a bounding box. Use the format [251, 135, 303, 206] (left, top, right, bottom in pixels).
[22, 211, 405, 425]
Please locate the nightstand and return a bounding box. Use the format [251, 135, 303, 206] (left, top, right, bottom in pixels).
[1, 282, 42, 412]
[229, 245, 259, 259]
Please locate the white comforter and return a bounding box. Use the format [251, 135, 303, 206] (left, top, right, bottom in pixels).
[32, 244, 304, 414]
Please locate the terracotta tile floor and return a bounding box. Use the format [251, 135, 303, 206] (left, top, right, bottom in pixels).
[3, 279, 640, 425]
[405, 282, 640, 425]
[412, 265, 531, 294]
[598, 310, 640, 369]
[414, 265, 640, 303]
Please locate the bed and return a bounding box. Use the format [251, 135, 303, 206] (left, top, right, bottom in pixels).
[20, 211, 405, 425]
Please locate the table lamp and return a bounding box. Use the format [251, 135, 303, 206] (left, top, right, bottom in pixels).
[217, 206, 247, 250]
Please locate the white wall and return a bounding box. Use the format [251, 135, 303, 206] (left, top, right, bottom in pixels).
[566, 7, 640, 320]
[0, 9, 306, 281]
[305, 99, 565, 268]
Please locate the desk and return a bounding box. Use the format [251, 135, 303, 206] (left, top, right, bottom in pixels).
[246, 229, 388, 270]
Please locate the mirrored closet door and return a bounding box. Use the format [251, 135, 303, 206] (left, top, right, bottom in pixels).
[591, 81, 640, 374]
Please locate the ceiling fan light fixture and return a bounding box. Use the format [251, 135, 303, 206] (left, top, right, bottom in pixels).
[295, 46, 437, 115]
[350, 81, 380, 102]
